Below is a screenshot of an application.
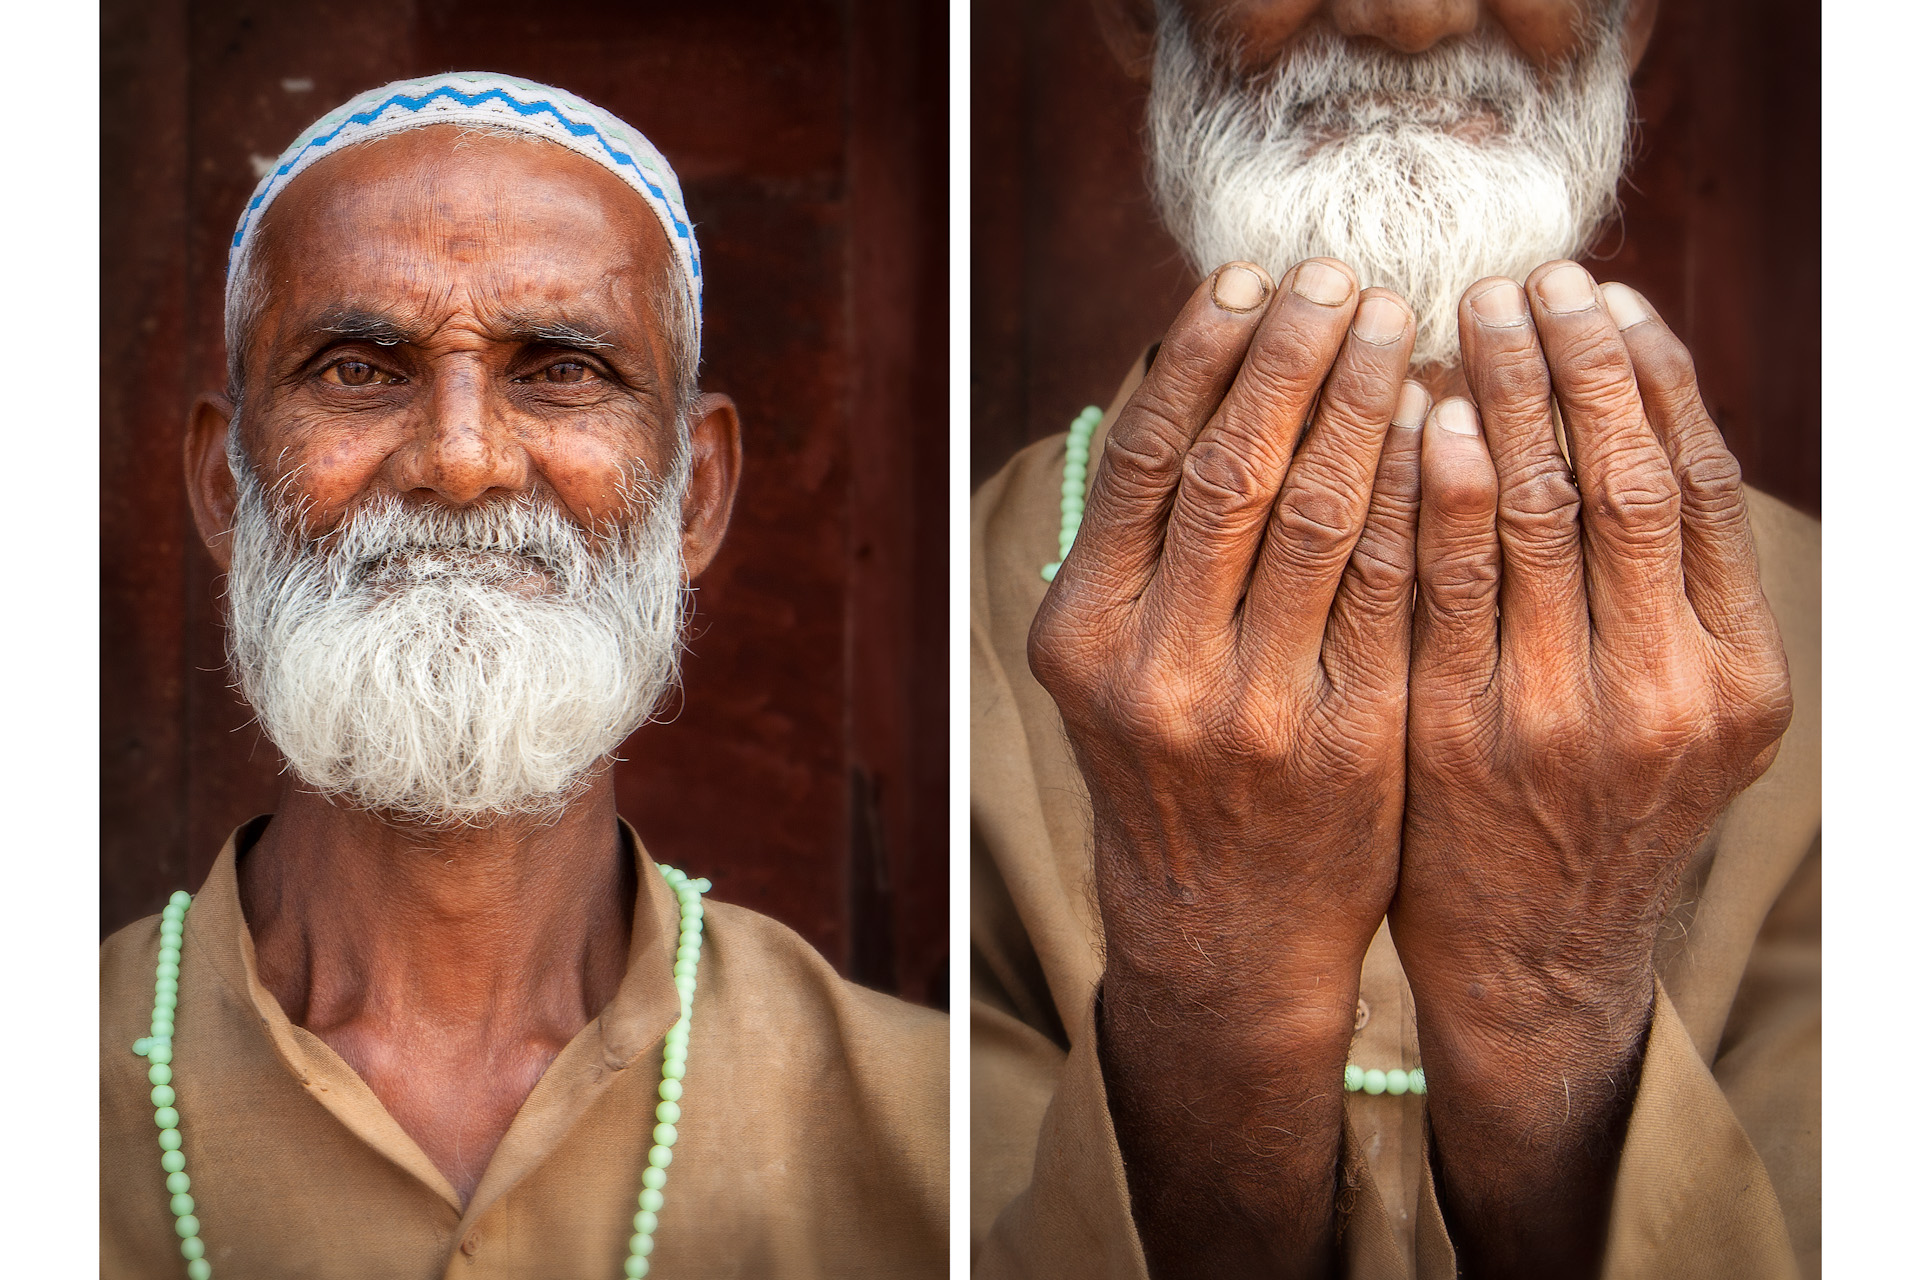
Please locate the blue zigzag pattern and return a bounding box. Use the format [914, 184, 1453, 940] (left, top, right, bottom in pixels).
[231, 82, 699, 283]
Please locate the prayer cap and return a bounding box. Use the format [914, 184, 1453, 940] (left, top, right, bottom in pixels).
[227, 72, 701, 339]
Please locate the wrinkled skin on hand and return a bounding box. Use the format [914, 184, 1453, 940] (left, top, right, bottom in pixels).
[1028, 258, 1428, 1278]
[1391, 261, 1792, 1276]
[1026, 252, 1791, 1280]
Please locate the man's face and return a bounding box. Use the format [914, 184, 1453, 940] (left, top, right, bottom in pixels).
[1142, 0, 1638, 368]
[191, 127, 737, 824]
[235, 125, 685, 541]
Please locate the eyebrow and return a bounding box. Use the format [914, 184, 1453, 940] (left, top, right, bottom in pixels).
[304, 307, 621, 351]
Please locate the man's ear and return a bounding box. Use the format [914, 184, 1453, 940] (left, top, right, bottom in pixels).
[1624, 0, 1659, 73]
[1093, 0, 1159, 82]
[186, 393, 240, 572]
[678, 392, 743, 582]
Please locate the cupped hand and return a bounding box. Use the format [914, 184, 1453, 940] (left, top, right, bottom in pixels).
[1391, 262, 1793, 1277]
[1027, 257, 1425, 1276]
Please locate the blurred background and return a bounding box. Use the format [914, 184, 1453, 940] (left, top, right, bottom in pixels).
[972, 0, 1819, 519]
[101, 0, 950, 1007]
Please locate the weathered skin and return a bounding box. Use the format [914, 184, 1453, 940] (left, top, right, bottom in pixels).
[182, 126, 742, 1203]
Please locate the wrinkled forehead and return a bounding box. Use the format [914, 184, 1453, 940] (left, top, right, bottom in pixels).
[228, 72, 701, 335]
[247, 129, 681, 364]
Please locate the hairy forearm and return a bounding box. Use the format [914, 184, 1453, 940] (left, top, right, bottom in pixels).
[1098, 941, 1362, 1280]
[1404, 940, 1655, 1279]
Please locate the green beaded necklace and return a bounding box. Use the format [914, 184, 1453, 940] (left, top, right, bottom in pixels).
[132, 865, 711, 1280]
[1041, 406, 1425, 1099]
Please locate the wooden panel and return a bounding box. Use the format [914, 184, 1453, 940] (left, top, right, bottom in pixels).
[970, 0, 1821, 519]
[101, 0, 949, 1007]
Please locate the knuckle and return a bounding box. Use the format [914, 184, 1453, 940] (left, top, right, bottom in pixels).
[1343, 530, 1414, 608]
[1499, 462, 1583, 541]
[1475, 343, 1552, 410]
[1635, 327, 1700, 390]
[1182, 436, 1276, 516]
[1550, 327, 1636, 403]
[1274, 476, 1360, 564]
[1679, 448, 1745, 515]
[1585, 455, 1682, 538]
[1102, 405, 1189, 490]
[1241, 324, 1338, 403]
[1423, 551, 1501, 612]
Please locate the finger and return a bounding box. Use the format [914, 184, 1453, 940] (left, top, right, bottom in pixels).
[1058, 262, 1276, 605]
[1457, 277, 1590, 675]
[1412, 398, 1501, 700]
[1598, 284, 1776, 650]
[1149, 258, 1359, 634]
[1322, 379, 1426, 702]
[1526, 261, 1687, 649]
[1241, 287, 1414, 669]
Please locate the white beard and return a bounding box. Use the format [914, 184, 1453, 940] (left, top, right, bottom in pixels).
[1147, 11, 1634, 368]
[224, 451, 690, 826]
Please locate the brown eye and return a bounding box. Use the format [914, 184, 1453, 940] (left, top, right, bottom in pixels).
[330, 360, 380, 386]
[542, 361, 592, 384]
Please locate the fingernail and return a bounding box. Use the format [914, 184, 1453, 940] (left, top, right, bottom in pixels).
[1537, 263, 1595, 314]
[1434, 398, 1479, 436]
[1469, 281, 1526, 326]
[1599, 282, 1653, 330]
[1212, 264, 1269, 312]
[1392, 381, 1430, 429]
[1292, 260, 1354, 306]
[1353, 295, 1408, 344]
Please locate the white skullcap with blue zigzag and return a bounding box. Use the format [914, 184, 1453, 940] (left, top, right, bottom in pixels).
[228, 71, 701, 340]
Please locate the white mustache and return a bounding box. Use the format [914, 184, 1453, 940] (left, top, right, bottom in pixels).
[223, 456, 690, 826]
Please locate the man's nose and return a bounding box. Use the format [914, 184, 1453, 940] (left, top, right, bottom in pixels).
[389, 363, 531, 505]
[1325, 0, 1479, 54]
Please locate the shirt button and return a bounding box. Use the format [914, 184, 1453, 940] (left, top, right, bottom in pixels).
[461, 1232, 481, 1257]
[1353, 999, 1371, 1031]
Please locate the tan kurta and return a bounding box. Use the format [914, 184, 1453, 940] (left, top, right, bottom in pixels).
[102, 819, 947, 1279]
[970, 365, 1820, 1279]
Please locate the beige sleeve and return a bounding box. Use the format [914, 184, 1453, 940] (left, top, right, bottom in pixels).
[1592, 843, 1819, 1280]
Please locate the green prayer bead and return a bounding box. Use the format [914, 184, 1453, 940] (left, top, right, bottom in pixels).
[167, 1172, 190, 1195]
[648, 1144, 673, 1169]
[157, 961, 180, 980]
[133, 1038, 153, 1057]
[638, 1188, 664, 1213]
[659, 1079, 682, 1103]
[1344, 1064, 1364, 1091]
[1409, 1069, 1427, 1095]
[187, 1257, 211, 1280]
[631, 1233, 654, 1256]
[174, 1214, 199, 1239]
[654, 1123, 677, 1147]
[161, 1150, 186, 1174]
[1362, 1070, 1387, 1095]
[180, 1236, 203, 1260]
[657, 1100, 680, 1125]
[150, 1043, 173, 1066]
[156, 992, 178, 1012]
[624, 1256, 649, 1278]
[633, 1210, 658, 1235]
[158, 947, 181, 966]
[673, 959, 694, 979]
[149, 1064, 172, 1086]
[152, 1085, 176, 1108]
[642, 1166, 667, 1191]
[158, 1128, 182, 1151]
[1385, 1070, 1409, 1096]
[171, 1192, 196, 1217]
[170, 891, 192, 908]
[663, 1059, 685, 1081]
[155, 1107, 180, 1129]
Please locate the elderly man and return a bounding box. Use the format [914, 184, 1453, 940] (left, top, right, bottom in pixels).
[100, 74, 945, 1279]
[972, 4, 1815, 1279]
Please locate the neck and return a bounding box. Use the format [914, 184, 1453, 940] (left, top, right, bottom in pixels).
[239, 770, 636, 1063]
